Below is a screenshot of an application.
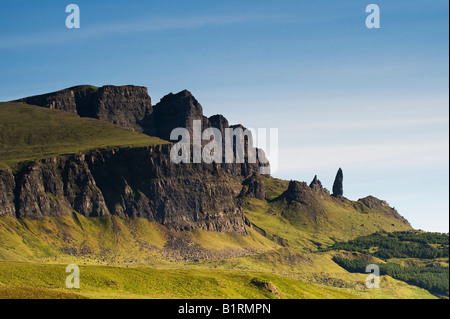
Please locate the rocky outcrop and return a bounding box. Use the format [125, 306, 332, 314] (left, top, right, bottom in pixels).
[0, 170, 15, 217]
[309, 175, 330, 198]
[16, 85, 152, 132]
[332, 168, 344, 197]
[358, 195, 390, 210]
[4, 84, 277, 234]
[15, 85, 270, 175]
[15, 85, 98, 115]
[147, 90, 210, 141]
[148, 91, 269, 176]
[240, 172, 266, 200]
[282, 180, 326, 224]
[93, 85, 152, 131]
[285, 181, 316, 204]
[358, 196, 411, 226]
[0, 145, 249, 234]
[309, 175, 323, 192]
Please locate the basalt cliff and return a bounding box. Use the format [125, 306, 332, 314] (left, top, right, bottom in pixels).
[1, 85, 271, 235]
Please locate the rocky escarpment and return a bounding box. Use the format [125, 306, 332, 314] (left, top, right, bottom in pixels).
[15, 86, 270, 176]
[4, 85, 275, 234]
[16, 85, 152, 132]
[0, 145, 250, 234]
[239, 172, 267, 200]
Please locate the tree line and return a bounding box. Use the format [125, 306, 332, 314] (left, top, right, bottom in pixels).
[327, 231, 449, 260]
[333, 256, 449, 297]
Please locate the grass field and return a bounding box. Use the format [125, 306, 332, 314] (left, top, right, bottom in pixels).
[0, 260, 437, 299]
[0, 215, 278, 265]
[0, 214, 439, 299]
[0, 102, 168, 170]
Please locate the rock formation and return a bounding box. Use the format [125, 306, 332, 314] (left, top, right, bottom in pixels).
[148, 89, 210, 141]
[1, 85, 278, 233]
[309, 175, 323, 192]
[6, 85, 411, 236]
[240, 172, 266, 200]
[15, 85, 270, 176]
[308, 175, 330, 198]
[16, 85, 152, 132]
[332, 168, 344, 197]
[0, 145, 250, 234]
[0, 170, 15, 217]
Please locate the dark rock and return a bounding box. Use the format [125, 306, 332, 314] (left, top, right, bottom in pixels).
[149, 93, 268, 176]
[309, 175, 330, 198]
[250, 278, 279, 295]
[16, 86, 271, 176]
[16, 85, 152, 133]
[8, 85, 272, 234]
[208, 114, 229, 137]
[358, 195, 390, 210]
[240, 172, 266, 200]
[282, 180, 326, 224]
[309, 175, 323, 192]
[332, 168, 344, 197]
[0, 170, 16, 217]
[94, 85, 152, 132]
[284, 180, 310, 204]
[0, 145, 249, 234]
[15, 85, 97, 114]
[148, 89, 210, 141]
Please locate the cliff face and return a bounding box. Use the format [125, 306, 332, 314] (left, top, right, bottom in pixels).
[4, 85, 276, 234]
[16, 85, 152, 132]
[147, 90, 210, 141]
[15, 85, 270, 176]
[0, 145, 249, 234]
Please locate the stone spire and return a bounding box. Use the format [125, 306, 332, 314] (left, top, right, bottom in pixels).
[332, 168, 343, 197]
[309, 175, 323, 192]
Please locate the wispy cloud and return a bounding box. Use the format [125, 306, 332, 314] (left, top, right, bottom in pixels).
[0, 13, 289, 49]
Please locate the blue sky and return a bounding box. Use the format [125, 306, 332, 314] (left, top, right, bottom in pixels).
[0, 0, 448, 232]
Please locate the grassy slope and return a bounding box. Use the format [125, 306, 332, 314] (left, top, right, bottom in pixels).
[0, 215, 278, 265]
[0, 213, 436, 299]
[0, 102, 167, 170]
[243, 177, 412, 252]
[0, 261, 362, 299]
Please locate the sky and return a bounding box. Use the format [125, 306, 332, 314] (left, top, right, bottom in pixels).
[0, 0, 448, 232]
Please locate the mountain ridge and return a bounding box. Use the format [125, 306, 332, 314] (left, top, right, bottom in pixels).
[1, 84, 412, 259]
[2, 86, 437, 299]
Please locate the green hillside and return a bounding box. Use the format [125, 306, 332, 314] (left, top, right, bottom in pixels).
[242, 176, 412, 252]
[0, 214, 278, 265]
[0, 102, 168, 170]
[0, 100, 444, 300]
[0, 207, 440, 299]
